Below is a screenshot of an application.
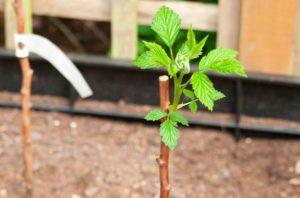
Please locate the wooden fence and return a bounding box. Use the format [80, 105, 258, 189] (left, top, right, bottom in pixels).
[0, 0, 300, 76]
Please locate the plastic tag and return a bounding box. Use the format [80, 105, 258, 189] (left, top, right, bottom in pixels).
[14, 34, 30, 58]
[14, 34, 93, 98]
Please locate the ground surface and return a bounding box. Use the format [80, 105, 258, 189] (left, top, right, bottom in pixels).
[1, 108, 300, 198]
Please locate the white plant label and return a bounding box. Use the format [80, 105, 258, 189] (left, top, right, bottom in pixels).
[14, 34, 93, 98]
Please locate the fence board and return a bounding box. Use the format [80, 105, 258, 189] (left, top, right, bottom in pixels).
[111, 0, 137, 60]
[4, 0, 32, 49]
[0, 0, 218, 31]
[23, 0, 32, 34]
[31, 0, 111, 22]
[4, 0, 16, 49]
[138, 1, 218, 31]
[239, 0, 297, 75]
[294, 0, 300, 75]
[217, 0, 240, 50]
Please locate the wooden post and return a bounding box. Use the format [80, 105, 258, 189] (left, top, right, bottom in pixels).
[239, 0, 297, 75]
[5, 0, 32, 49]
[5, 0, 17, 48]
[111, 0, 137, 60]
[13, 0, 34, 196]
[293, 0, 300, 75]
[217, 0, 241, 50]
[158, 75, 171, 198]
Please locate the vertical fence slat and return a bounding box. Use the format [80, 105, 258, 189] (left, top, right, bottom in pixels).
[23, 0, 32, 34]
[217, 0, 241, 50]
[4, 0, 32, 49]
[294, 0, 300, 76]
[239, 0, 297, 75]
[111, 0, 137, 60]
[5, 0, 17, 48]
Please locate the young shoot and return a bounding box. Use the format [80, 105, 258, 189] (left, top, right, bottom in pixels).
[134, 6, 247, 150]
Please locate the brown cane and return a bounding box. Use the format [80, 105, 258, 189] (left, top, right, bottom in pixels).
[13, 0, 33, 196]
[158, 75, 171, 198]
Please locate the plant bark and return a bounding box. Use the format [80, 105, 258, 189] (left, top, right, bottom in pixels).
[158, 75, 171, 198]
[13, 0, 33, 196]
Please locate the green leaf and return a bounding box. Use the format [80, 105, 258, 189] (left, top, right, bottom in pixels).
[191, 72, 216, 111]
[183, 89, 194, 99]
[177, 43, 190, 58]
[175, 44, 190, 74]
[145, 109, 167, 121]
[186, 26, 208, 60]
[134, 51, 161, 69]
[205, 58, 247, 77]
[189, 35, 208, 60]
[212, 90, 225, 101]
[169, 112, 189, 126]
[188, 101, 198, 113]
[199, 48, 238, 70]
[143, 41, 171, 67]
[151, 6, 181, 48]
[167, 64, 179, 76]
[160, 120, 179, 149]
[187, 25, 196, 50]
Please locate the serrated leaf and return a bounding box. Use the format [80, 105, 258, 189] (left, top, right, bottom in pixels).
[191, 72, 216, 111]
[134, 51, 161, 69]
[183, 89, 194, 99]
[145, 109, 167, 121]
[169, 112, 189, 126]
[212, 90, 225, 101]
[143, 41, 171, 67]
[189, 101, 198, 113]
[168, 65, 179, 76]
[177, 43, 190, 58]
[205, 58, 247, 77]
[186, 26, 208, 60]
[160, 120, 179, 149]
[199, 48, 238, 70]
[189, 35, 208, 60]
[187, 25, 196, 50]
[151, 6, 181, 48]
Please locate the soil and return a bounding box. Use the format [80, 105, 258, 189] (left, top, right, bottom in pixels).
[1, 107, 300, 197]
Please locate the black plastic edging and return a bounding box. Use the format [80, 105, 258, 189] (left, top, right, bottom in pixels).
[1, 48, 300, 135]
[1, 101, 300, 136]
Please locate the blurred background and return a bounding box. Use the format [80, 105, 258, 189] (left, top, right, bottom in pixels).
[0, 0, 218, 56]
